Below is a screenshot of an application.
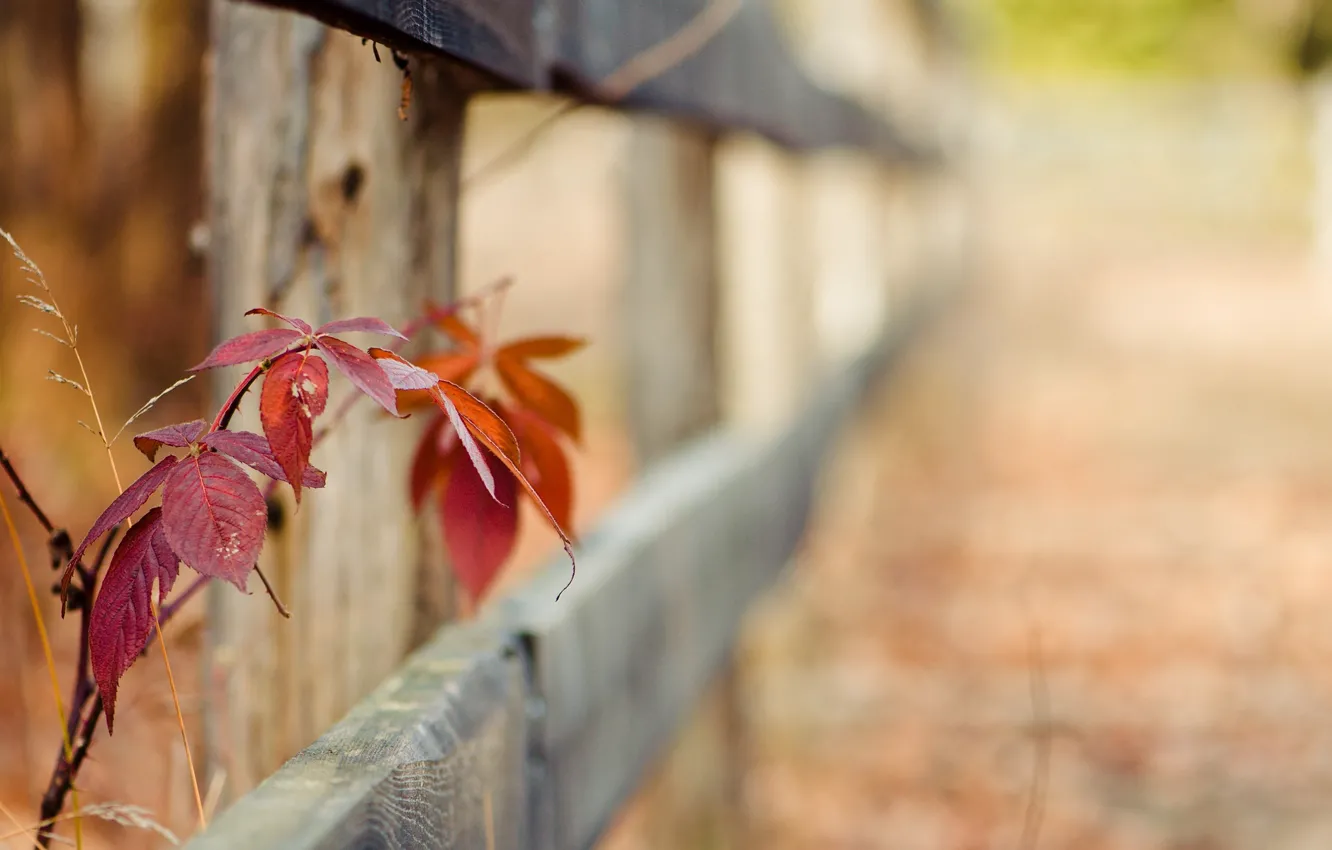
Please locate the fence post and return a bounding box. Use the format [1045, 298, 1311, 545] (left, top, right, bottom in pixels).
[620, 113, 747, 849]
[203, 4, 473, 798]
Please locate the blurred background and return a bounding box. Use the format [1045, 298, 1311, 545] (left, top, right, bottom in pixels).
[5, 0, 1332, 847]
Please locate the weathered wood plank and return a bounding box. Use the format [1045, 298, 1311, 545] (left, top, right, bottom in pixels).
[188, 619, 529, 850]
[204, 1, 472, 797]
[229, 0, 939, 160]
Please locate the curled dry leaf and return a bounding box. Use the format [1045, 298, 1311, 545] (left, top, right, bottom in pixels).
[244, 307, 313, 334]
[89, 508, 179, 733]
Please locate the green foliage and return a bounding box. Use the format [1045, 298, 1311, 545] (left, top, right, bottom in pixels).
[977, 0, 1289, 78]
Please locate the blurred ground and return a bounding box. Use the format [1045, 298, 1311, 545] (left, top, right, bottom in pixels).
[725, 81, 1332, 849]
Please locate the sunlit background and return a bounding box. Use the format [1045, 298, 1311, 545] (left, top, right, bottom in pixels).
[5, 0, 1332, 847]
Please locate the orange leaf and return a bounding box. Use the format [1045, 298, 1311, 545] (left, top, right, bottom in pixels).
[435, 383, 520, 468]
[433, 383, 576, 597]
[508, 405, 574, 535]
[435, 314, 480, 349]
[499, 335, 586, 361]
[496, 353, 581, 443]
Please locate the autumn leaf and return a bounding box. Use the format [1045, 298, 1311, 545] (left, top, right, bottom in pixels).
[441, 450, 518, 602]
[160, 453, 266, 590]
[89, 508, 179, 733]
[315, 317, 407, 339]
[495, 354, 582, 443]
[202, 430, 327, 489]
[508, 405, 574, 534]
[243, 307, 313, 334]
[191, 328, 303, 371]
[132, 420, 207, 461]
[315, 335, 399, 416]
[260, 350, 329, 502]
[62, 455, 180, 608]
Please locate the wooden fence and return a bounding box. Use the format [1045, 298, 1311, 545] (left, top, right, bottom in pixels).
[191, 0, 964, 846]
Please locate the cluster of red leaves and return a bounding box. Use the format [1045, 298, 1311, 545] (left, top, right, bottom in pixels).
[403, 309, 584, 603]
[62, 306, 576, 733]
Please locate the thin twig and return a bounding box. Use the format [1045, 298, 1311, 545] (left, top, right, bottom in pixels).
[1, 491, 83, 850]
[462, 0, 743, 190]
[253, 565, 291, 618]
[0, 448, 54, 533]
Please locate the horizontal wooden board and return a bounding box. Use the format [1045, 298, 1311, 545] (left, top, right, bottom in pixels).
[231, 0, 939, 160]
[186, 619, 530, 850]
[185, 286, 952, 850]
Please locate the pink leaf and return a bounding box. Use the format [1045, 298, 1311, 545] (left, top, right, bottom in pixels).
[316, 317, 408, 340]
[191, 328, 303, 371]
[409, 413, 456, 512]
[62, 456, 180, 608]
[259, 351, 330, 502]
[368, 348, 439, 390]
[202, 430, 326, 489]
[88, 508, 179, 733]
[441, 451, 518, 603]
[161, 453, 267, 590]
[132, 420, 207, 461]
[244, 307, 313, 334]
[315, 336, 400, 416]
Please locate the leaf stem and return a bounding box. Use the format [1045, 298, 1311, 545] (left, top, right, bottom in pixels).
[210, 361, 270, 434]
[253, 564, 291, 618]
[0, 448, 54, 532]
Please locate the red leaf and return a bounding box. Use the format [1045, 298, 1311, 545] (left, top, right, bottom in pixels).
[316, 317, 408, 340]
[509, 407, 574, 534]
[160, 453, 267, 590]
[315, 336, 400, 416]
[433, 383, 576, 597]
[62, 456, 180, 607]
[244, 307, 313, 334]
[202, 430, 326, 489]
[409, 413, 456, 512]
[132, 420, 207, 461]
[441, 450, 518, 603]
[191, 328, 303, 371]
[259, 351, 329, 502]
[368, 348, 442, 390]
[499, 335, 587, 361]
[89, 508, 179, 733]
[495, 354, 581, 443]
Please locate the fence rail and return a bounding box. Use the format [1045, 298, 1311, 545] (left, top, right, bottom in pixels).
[242, 0, 941, 159]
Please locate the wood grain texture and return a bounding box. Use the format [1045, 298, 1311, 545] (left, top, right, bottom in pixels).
[187, 618, 529, 850]
[204, 0, 470, 798]
[227, 0, 940, 160]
